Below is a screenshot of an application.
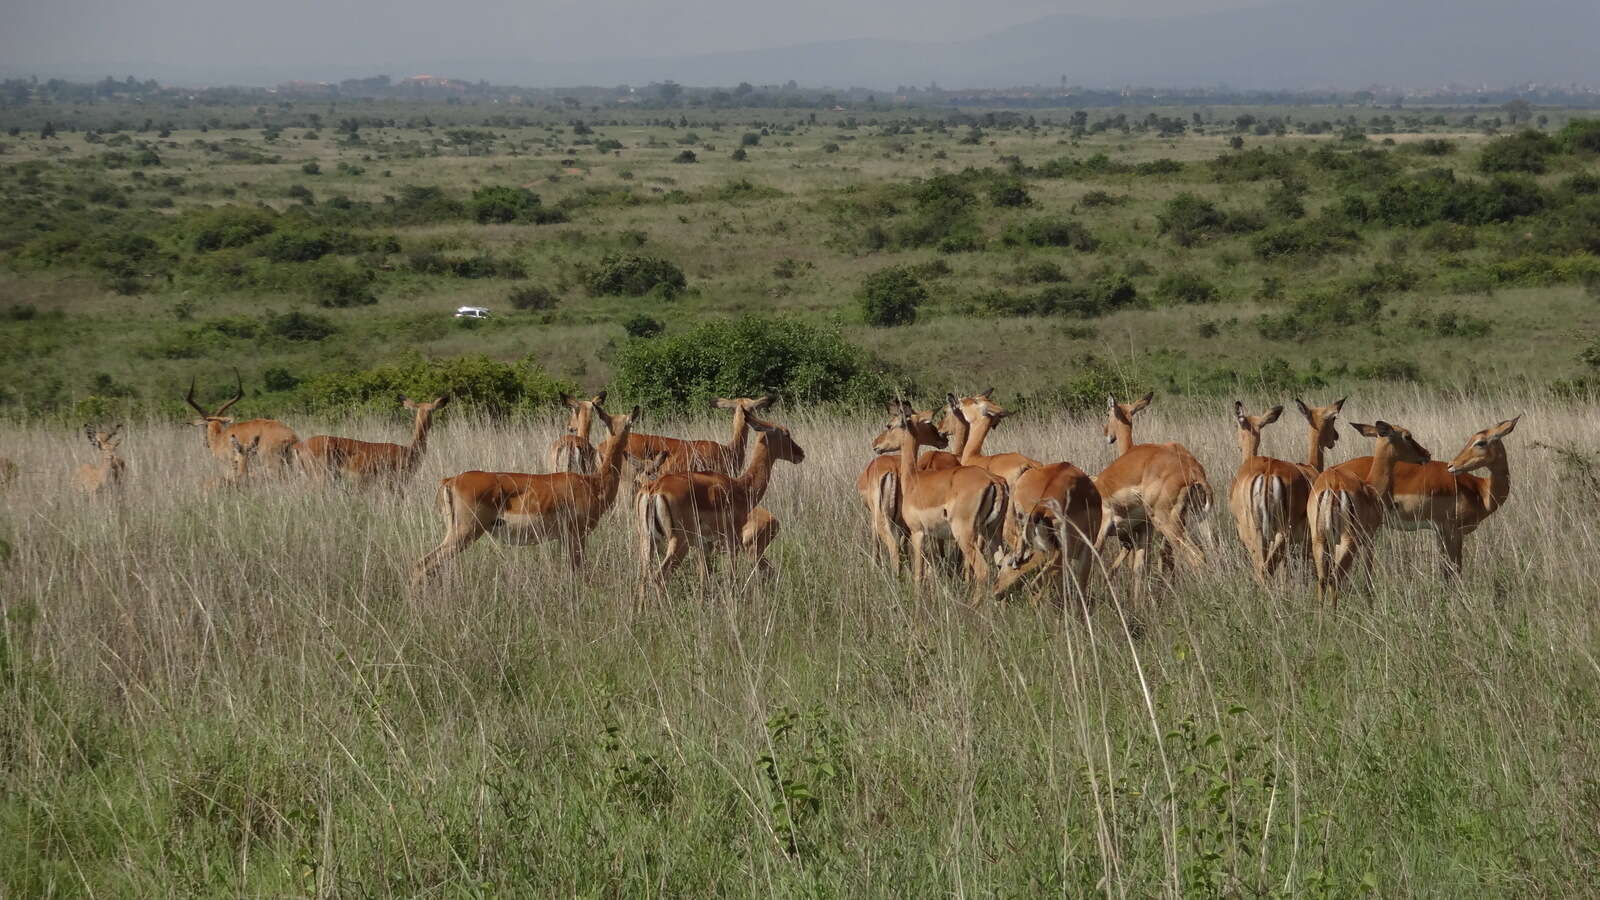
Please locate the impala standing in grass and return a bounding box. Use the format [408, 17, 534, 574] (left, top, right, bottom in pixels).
[546, 392, 607, 474]
[74, 425, 126, 495]
[185, 370, 299, 471]
[1093, 393, 1211, 577]
[1309, 421, 1433, 606]
[297, 395, 450, 486]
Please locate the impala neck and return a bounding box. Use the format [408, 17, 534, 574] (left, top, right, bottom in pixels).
[1236, 428, 1261, 463]
[1366, 439, 1403, 499]
[896, 426, 921, 489]
[205, 420, 228, 451]
[594, 431, 631, 505]
[1480, 451, 1512, 514]
[409, 408, 436, 457]
[1111, 417, 1135, 458]
[1306, 425, 1326, 472]
[962, 413, 997, 464]
[945, 411, 971, 458]
[737, 434, 776, 506]
[726, 405, 752, 472]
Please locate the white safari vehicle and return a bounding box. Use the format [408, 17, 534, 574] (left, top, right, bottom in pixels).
[454, 306, 491, 320]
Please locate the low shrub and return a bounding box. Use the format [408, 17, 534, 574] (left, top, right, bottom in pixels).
[1155, 271, 1221, 304]
[1000, 217, 1098, 251]
[610, 316, 908, 412]
[623, 314, 664, 338]
[508, 285, 560, 310]
[302, 260, 376, 307]
[585, 253, 687, 298]
[1250, 220, 1361, 261]
[264, 310, 337, 341]
[1477, 130, 1557, 174]
[297, 353, 574, 417]
[859, 266, 928, 327]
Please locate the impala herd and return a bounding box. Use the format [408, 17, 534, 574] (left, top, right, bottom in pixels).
[38, 372, 1522, 609]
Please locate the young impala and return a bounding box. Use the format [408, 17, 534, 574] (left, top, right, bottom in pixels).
[857, 404, 950, 569]
[297, 395, 449, 486]
[184, 370, 299, 471]
[994, 462, 1102, 606]
[871, 397, 1008, 594]
[1308, 421, 1433, 606]
[1093, 393, 1211, 576]
[410, 404, 639, 585]
[206, 434, 261, 491]
[1228, 398, 1346, 583]
[636, 416, 805, 592]
[957, 390, 1043, 489]
[546, 392, 606, 474]
[74, 425, 126, 494]
[1331, 417, 1519, 577]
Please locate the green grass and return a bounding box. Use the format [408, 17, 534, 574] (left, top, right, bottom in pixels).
[2, 388, 1598, 894]
[2, 103, 1599, 421]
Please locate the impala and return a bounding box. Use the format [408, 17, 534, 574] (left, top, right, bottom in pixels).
[1308, 421, 1433, 606]
[1093, 393, 1211, 576]
[1330, 417, 1519, 576]
[207, 434, 261, 491]
[1228, 401, 1328, 583]
[958, 391, 1044, 488]
[857, 404, 948, 568]
[870, 398, 1008, 592]
[547, 392, 606, 474]
[994, 462, 1103, 605]
[185, 371, 299, 470]
[631, 447, 781, 575]
[410, 404, 639, 584]
[297, 395, 450, 486]
[74, 425, 126, 494]
[624, 396, 775, 476]
[637, 416, 805, 591]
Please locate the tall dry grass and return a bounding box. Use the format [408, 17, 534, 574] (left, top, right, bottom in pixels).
[2, 387, 1597, 895]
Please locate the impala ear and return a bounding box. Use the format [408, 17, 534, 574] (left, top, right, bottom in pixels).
[1106, 393, 1118, 412]
[402, 396, 418, 409]
[83, 425, 97, 447]
[945, 392, 960, 410]
[1293, 398, 1312, 420]
[434, 395, 450, 408]
[1490, 415, 1520, 438]
[628, 405, 641, 422]
[559, 392, 575, 408]
[753, 395, 775, 410]
[1350, 422, 1380, 438]
[713, 398, 736, 410]
[884, 401, 900, 416]
[1260, 405, 1283, 426]
[1233, 400, 1246, 424]
[593, 390, 606, 405]
[1331, 397, 1346, 415]
[1129, 392, 1154, 415]
[978, 386, 995, 399]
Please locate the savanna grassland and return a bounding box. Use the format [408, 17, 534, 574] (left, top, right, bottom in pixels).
[4, 95, 1600, 896]
[4, 390, 1600, 896]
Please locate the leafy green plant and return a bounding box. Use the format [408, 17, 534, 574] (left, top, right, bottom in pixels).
[859, 266, 928, 327]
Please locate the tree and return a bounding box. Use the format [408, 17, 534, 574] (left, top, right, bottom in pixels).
[1502, 99, 1533, 126]
[656, 81, 683, 103]
[859, 266, 927, 327]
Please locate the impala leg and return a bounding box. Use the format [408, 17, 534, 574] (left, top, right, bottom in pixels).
[871, 504, 903, 571]
[1436, 530, 1464, 580]
[908, 529, 928, 590]
[410, 526, 483, 587]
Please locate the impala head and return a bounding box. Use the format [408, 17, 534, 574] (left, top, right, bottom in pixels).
[871, 401, 946, 455]
[1351, 421, 1432, 464]
[749, 416, 805, 464]
[633, 450, 671, 490]
[1103, 392, 1153, 445]
[1294, 396, 1345, 452]
[1446, 416, 1519, 474]
[228, 433, 261, 472]
[597, 403, 642, 439]
[184, 370, 245, 443]
[402, 394, 450, 415]
[84, 423, 124, 453]
[1233, 401, 1283, 435]
[559, 391, 605, 433]
[714, 395, 776, 415]
[961, 387, 1009, 427]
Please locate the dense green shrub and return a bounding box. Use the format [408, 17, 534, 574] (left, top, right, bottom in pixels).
[623, 314, 664, 338]
[673, 150, 697, 163]
[1250, 220, 1360, 260]
[1000, 217, 1098, 251]
[1405, 138, 1457, 157]
[859, 266, 928, 326]
[897, 173, 982, 252]
[1557, 118, 1600, 154]
[1156, 194, 1246, 246]
[1209, 147, 1298, 182]
[1080, 190, 1124, 208]
[1373, 171, 1546, 228]
[389, 185, 465, 224]
[978, 273, 1138, 319]
[1478, 130, 1557, 174]
[186, 205, 277, 251]
[611, 316, 907, 412]
[297, 353, 574, 417]
[264, 310, 336, 341]
[302, 260, 376, 307]
[1155, 271, 1221, 304]
[1256, 289, 1381, 340]
[987, 178, 1032, 208]
[261, 229, 333, 262]
[1007, 260, 1067, 284]
[508, 285, 560, 310]
[468, 186, 562, 224]
[586, 253, 686, 297]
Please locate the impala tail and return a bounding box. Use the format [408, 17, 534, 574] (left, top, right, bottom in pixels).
[876, 470, 899, 519]
[1250, 473, 1290, 561]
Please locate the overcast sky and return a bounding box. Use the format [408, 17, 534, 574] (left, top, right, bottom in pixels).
[1, 0, 1266, 71]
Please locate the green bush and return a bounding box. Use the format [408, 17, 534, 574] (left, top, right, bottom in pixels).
[1155, 271, 1221, 304]
[261, 229, 333, 263]
[1557, 118, 1600, 154]
[389, 185, 465, 224]
[610, 316, 908, 413]
[508, 285, 560, 310]
[1373, 170, 1546, 228]
[1478, 130, 1557, 174]
[1251, 220, 1360, 261]
[623, 314, 664, 338]
[673, 150, 697, 164]
[585, 253, 687, 298]
[859, 266, 928, 327]
[301, 160, 321, 175]
[185, 205, 277, 251]
[468, 186, 559, 224]
[987, 178, 1032, 208]
[297, 353, 574, 417]
[1000, 217, 1098, 251]
[264, 310, 336, 341]
[302, 260, 376, 307]
[1157, 194, 1228, 246]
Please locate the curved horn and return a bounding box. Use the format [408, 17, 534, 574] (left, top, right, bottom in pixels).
[184, 377, 208, 416]
[214, 368, 245, 416]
